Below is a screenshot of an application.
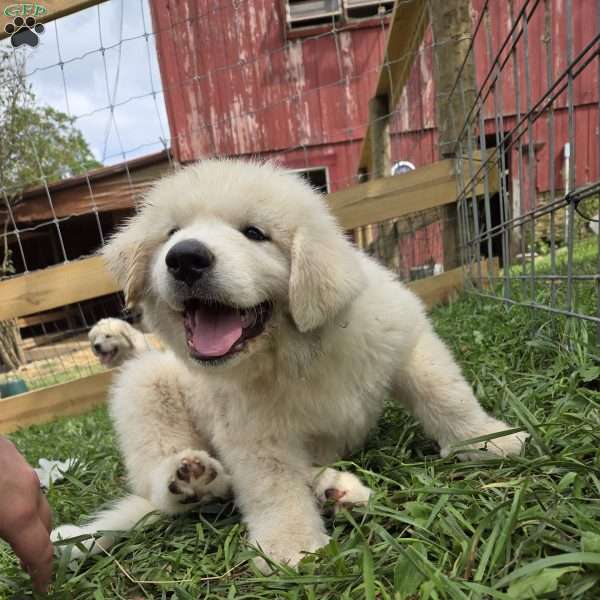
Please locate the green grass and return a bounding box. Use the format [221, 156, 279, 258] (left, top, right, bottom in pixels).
[483, 236, 599, 325]
[2, 291, 600, 599]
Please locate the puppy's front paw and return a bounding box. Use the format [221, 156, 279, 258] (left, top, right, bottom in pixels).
[168, 449, 232, 502]
[252, 529, 330, 573]
[152, 449, 232, 512]
[485, 429, 529, 457]
[312, 468, 372, 513]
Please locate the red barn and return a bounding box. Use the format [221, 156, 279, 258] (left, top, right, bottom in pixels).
[148, 0, 598, 274]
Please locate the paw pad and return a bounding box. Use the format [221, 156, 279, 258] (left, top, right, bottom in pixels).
[176, 458, 206, 483]
[4, 16, 45, 48]
[167, 451, 225, 505]
[324, 488, 346, 502]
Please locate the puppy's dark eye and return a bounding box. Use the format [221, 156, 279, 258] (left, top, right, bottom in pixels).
[167, 227, 179, 238]
[242, 226, 269, 242]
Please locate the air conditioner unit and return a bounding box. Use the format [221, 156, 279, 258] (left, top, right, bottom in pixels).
[286, 0, 342, 29]
[344, 0, 394, 19]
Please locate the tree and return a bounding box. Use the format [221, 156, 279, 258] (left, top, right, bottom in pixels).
[0, 48, 101, 372]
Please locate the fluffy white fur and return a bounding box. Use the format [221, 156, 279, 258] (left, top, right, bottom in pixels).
[53, 159, 527, 568]
[89, 318, 148, 368]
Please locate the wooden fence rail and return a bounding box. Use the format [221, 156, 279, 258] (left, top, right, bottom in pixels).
[0, 156, 498, 433]
[0, 156, 497, 323]
[0, 261, 493, 434]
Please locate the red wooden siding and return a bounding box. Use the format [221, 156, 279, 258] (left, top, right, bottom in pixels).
[151, 0, 385, 184]
[149, 0, 598, 273]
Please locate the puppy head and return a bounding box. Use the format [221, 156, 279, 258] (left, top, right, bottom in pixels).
[103, 159, 364, 369]
[89, 318, 135, 367]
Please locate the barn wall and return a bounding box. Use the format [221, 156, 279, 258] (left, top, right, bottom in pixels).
[150, 1, 383, 166]
[148, 0, 597, 274]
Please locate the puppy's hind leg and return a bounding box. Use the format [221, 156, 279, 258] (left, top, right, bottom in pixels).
[51, 495, 157, 558]
[393, 325, 527, 460]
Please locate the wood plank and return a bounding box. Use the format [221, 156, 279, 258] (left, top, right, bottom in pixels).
[0, 1, 107, 41]
[18, 308, 72, 328]
[0, 370, 112, 434]
[0, 259, 498, 434]
[408, 259, 498, 310]
[332, 156, 498, 230]
[358, 0, 429, 172]
[0, 158, 499, 323]
[407, 266, 465, 309]
[0, 255, 119, 321]
[330, 160, 457, 229]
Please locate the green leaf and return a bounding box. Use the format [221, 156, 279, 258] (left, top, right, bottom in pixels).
[393, 551, 426, 598]
[507, 567, 579, 598]
[495, 553, 600, 588]
[579, 365, 600, 383]
[362, 545, 375, 600]
[557, 471, 577, 492]
[581, 532, 600, 553]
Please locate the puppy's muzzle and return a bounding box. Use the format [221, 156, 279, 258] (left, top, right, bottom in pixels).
[166, 239, 215, 287]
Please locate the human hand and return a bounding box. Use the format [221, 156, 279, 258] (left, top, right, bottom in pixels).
[0, 437, 53, 593]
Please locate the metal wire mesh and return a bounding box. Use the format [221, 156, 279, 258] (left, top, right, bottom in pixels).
[6, 0, 588, 395]
[1, 0, 436, 394]
[449, 0, 600, 344]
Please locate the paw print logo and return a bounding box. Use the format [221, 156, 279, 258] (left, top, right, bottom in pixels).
[4, 16, 45, 48]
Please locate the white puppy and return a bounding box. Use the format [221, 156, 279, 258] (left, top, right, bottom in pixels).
[53, 160, 526, 567]
[88, 318, 148, 368]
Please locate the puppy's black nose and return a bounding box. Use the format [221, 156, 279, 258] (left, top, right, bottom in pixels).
[93, 343, 102, 352]
[166, 239, 215, 286]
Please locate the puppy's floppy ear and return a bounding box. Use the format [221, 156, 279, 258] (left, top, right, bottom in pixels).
[289, 222, 365, 332]
[102, 220, 154, 310]
[120, 329, 135, 349]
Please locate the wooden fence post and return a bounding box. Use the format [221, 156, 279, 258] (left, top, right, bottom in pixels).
[368, 95, 391, 179]
[430, 0, 477, 271]
[368, 95, 401, 269]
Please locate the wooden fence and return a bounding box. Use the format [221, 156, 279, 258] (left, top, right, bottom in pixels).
[0, 168, 495, 433]
[0, 0, 495, 432]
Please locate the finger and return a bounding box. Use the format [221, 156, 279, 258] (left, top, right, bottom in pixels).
[9, 519, 53, 593]
[37, 493, 52, 534]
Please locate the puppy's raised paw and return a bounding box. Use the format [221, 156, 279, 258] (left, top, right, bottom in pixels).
[165, 449, 232, 505]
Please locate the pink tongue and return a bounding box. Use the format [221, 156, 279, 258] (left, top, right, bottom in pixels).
[189, 305, 242, 358]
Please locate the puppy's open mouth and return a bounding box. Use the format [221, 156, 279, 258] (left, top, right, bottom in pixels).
[183, 299, 272, 363]
[95, 348, 117, 366]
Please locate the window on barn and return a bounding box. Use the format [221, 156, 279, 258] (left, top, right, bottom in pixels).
[343, 0, 394, 20]
[285, 0, 342, 30]
[289, 167, 329, 194]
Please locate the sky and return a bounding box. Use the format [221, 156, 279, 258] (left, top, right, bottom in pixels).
[1, 0, 170, 166]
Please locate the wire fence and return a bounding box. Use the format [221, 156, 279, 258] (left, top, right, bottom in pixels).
[449, 0, 600, 346]
[2, 0, 595, 396]
[0, 0, 436, 394]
